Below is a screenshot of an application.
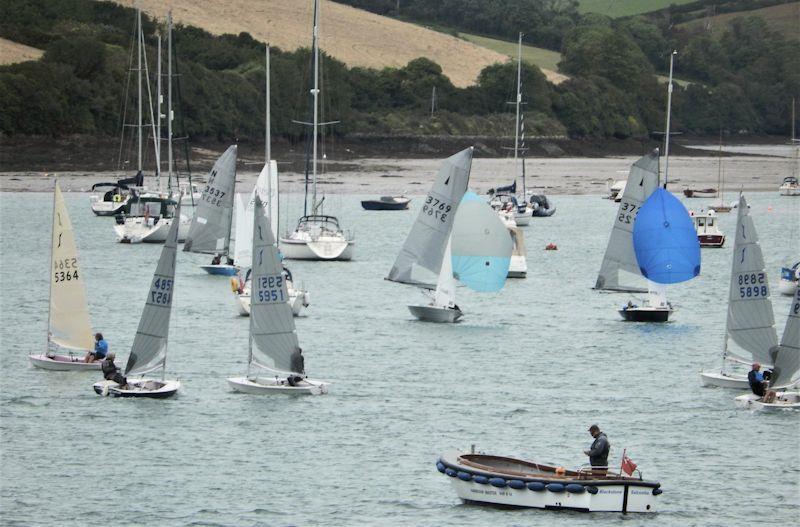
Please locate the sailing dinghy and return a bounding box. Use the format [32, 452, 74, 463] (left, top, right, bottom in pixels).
[701, 194, 779, 388]
[93, 204, 182, 398]
[735, 285, 800, 409]
[184, 145, 238, 275]
[227, 196, 329, 395]
[30, 183, 101, 371]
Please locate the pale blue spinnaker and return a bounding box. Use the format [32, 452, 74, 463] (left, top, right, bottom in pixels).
[632, 188, 701, 285]
[451, 192, 512, 292]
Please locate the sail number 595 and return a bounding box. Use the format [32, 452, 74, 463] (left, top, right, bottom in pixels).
[257, 275, 285, 303]
[422, 195, 451, 223]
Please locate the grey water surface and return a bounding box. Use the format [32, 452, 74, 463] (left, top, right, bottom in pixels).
[1, 189, 798, 526]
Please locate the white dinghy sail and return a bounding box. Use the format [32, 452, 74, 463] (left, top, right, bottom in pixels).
[94, 205, 182, 397]
[184, 145, 238, 256]
[702, 194, 778, 387]
[768, 287, 800, 389]
[30, 183, 100, 371]
[388, 147, 472, 288]
[595, 150, 659, 292]
[227, 196, 328, 395]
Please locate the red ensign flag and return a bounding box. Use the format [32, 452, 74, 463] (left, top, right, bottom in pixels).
[622, 455, 638, 476]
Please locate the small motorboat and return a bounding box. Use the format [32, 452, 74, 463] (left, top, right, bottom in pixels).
[361, 196, 411, 210]
[529, 194, 556, 217]
[683, 187, 716, 198]
[89, 182, 132, 216]
[779, 262, 800, 296]
[690, 209, 725, 248]
[605, 179, 625, 202]
[619, 302, 672, 322]
[93, 378, 180, 399]
[779, 176, 800, 196]
[437, 450, 661, 513]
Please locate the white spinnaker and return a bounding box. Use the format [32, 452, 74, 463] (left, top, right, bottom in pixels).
[726, 194, 778, 365]
[49, 183, 94, 351]
[387, 147, 472, 285]
[249, 196, 298, 374]
[184, 145, 238, 254]
[125, 205, 181, 377]
[595, 150, 659, 291]
[433, 237, 456, 308]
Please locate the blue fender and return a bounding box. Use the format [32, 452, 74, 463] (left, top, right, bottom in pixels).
[527, 481, 546, 491]
[547, 483, 565, 493]
[507, 479, 525, 490]
[457, 471, 472, 482]
[474, 475, 489, 485]
[436, 462, 446, 473]
[565, 483, 585, 494]
[445, 468, 457, 477]
[489, 477, 507, 488]
[586, 486, 599, 495]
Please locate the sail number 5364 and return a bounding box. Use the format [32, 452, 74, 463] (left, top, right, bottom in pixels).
[422, 195, 451, 223]
[257, 275, 285, 303]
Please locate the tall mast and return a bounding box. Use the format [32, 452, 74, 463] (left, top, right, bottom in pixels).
[514, 32, 523, 196]
[167, 11, 174, 190]
[156, 34, 162, 192]
[311, 0, 320, 212]
[137, 6, 143, 173]
[663, 50, 677, 188]
[266, 43, 272, 221]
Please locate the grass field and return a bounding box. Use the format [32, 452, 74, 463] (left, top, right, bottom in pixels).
[457, 33, 569, 84]
[115, 0, 507, 87]
[676, 1, 800, 38]
[578, 0, 696, 17]
[0, 38, 43, 65]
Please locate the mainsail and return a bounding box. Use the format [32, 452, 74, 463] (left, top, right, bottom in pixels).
[595, 150, 659, 291]
[234, 160, 278, 268]
[726, 195, 778, 364]
[233, 194, 252, 267]
[249, 196, 299, 374]
[184, 145, 238, 254]
[125, 204, 180, 377]
[49, 182, 94, 351]
[451, 192, 513, 292]
[769, 287, 800, 388]
[387, 147, 472, 285]
[433, 238, 456, 308]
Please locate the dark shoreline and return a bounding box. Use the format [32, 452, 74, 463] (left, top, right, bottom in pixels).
[0, 133, 787, 174]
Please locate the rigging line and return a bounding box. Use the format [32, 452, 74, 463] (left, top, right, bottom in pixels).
[117, 21, 138, 172]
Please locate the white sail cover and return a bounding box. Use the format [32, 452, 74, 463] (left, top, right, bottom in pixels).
[726, 194, 778, 364]
[49, 183, 94, 351]
[184, 145, 237, 254]
[125, 208, 180, 377]
[770, 286, 800, 387]
[387, 147, 472, 285]
[249, 196, 299, 374]
[595, 150, 659, 291]
[433, 238, 456, 308]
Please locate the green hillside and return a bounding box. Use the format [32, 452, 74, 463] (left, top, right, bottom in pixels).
[578, 0, 696, 17]
[457, 33, 561, 72]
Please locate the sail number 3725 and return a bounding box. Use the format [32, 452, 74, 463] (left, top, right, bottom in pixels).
[617, 201, 638, 224]
[257, 275, 285, 303]
[422, 195, 451, 223]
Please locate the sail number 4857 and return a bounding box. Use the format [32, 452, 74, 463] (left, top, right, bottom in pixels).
[257, 275, 285, 303]
[150, 278, 173, 305]
[422, 195, 451, 223]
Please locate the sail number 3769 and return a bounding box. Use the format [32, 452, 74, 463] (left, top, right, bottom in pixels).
[422, 195, 451, 223]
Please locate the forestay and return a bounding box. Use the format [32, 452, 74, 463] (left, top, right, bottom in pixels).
[49, 183, 94, 351]
[633, 188, 701, 284]
[595, 150, 659, 291]
[451, 192, 512, 292]
[184, 145, 238, 254]
[726, 194, 777, 364]
[125, 204, 181, 377]
[387, 147, 472, 285]
[769, 272, 800, 387]
[249, 196, 299, 374]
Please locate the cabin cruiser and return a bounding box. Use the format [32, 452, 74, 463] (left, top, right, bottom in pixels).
[779, 176, 799, 196]
[89, 171, 144, 216]
[683, 187, 716, 198]
[361, 196, 410, 210]
[690, 209, 725, 248]
[488, 190, 528, 226]
[113, 194, 190, 244]
[280, 215, 355, 260]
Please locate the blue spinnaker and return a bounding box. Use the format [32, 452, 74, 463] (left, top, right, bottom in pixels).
[632, 188, 701, 284]
[451, 192, 512, 292]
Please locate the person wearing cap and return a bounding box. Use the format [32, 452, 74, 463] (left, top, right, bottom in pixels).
[84, 333, 108, 363]
[583, 425, 610, 475]
[101, 352, 127, 389]
[747, 363, 769, 396]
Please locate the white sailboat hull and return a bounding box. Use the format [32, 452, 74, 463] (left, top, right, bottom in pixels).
[114, 216, 190, 244]
[29, 353, 101, 371]
[408, 305, 462, 323]
[779, 278, 798, 296]
[90, 198, 129, 216]
[513, 211, 530, 226]
[735, 391, 800, 410]
[508, 255, 527, 278]
[279, 237, 354, 260]
[699, 370, 748, 388]
[226, 376, 329, 395]
[93, 378, 180, 398]
[235, 287, 309, 317]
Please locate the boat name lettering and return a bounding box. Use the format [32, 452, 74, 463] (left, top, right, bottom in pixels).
[617, 201, 639, 224]
[468, 488, 510, 496]
[423, 195, 451, 223]
[598, 489, 622, 494]
[256, 275, 285, 303]
[631, 489, 650, 495]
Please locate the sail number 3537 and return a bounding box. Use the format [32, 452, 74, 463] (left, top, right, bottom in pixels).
[738, 272, 766, 298]
[150, 278, 173, 305]
[53, 258, 78, 282]
[257, 275, 285, 303]
[422, 195, 451, 223]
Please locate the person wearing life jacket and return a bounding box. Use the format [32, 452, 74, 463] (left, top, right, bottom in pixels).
[583, 424, 610, 476]
[84, 333, 108, 363]
[287, 347, 305, 386]
[101, 352, 127, 389]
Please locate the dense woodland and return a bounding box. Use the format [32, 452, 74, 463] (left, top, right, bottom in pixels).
[0, 0, 798, 145]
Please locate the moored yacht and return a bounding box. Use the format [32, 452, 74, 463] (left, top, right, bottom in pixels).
[779, 176, 800, 196]
[690, 209, 725, 247]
